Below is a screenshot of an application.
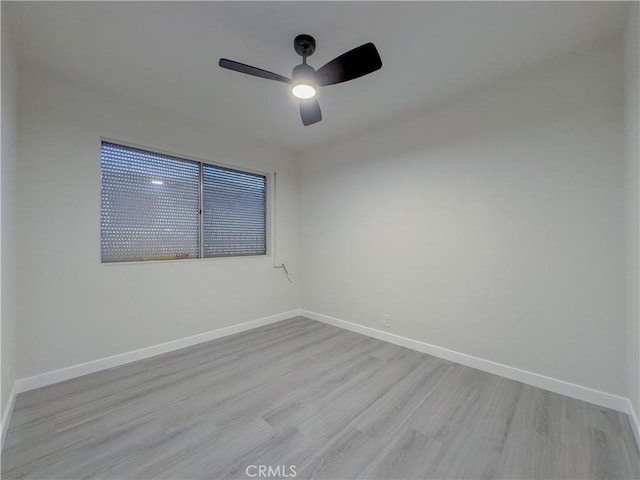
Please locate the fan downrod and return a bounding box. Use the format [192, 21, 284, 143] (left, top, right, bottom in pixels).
[294, 34, 316, 57]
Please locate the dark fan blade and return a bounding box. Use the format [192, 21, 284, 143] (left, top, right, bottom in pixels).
[219, 59, 291, 84]
[315, 43, 382, 86]
[300, 98, 322, 126]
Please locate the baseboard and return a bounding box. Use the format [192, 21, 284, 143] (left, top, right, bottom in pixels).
[14, 309, 301, 394]
[9, 307, 637, 451]
[627, 399, 640, 451]
[301, 310, 631, 414]
[1, 383, 17, 450]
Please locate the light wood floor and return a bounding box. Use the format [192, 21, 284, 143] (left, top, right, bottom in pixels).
[2, 317, 638, 479]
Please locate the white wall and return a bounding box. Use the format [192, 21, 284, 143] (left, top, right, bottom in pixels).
[1, 6, 19, 419]
[625, 2, 640, 422]
[300, 39, 627, 396]
[8, 17, 635, 420]
[15, 70, 299, 379]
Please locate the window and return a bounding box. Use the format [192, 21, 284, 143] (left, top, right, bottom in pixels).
[101, 141, 266, 263]
[202, 164, 267, 257]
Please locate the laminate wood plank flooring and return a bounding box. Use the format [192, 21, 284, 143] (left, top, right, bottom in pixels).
[2, 317, 638, 479]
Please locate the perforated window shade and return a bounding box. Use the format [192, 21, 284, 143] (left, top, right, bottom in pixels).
[203, 164, 266, 257]
[101, 142, 200, 262]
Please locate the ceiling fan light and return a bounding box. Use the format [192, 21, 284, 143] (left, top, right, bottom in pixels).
[291, 82, 317, 99]
[291, 63, 318, 99]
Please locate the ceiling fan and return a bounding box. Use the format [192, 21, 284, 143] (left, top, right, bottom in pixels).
[219, 35, 382, 126]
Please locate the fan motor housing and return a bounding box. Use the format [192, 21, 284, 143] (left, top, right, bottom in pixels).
[292, 63, 316, 80]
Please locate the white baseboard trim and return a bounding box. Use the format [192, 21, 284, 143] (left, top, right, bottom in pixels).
[14, 309, 301, 394]
[9, 307, 638, 452]
[626, 399, 640, 450]
[1, 383, 17, 450]
[301, 309, 631, 414]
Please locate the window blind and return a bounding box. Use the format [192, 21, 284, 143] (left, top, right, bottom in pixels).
[101, 142, 200, 262]
[202, 164, 266, 257]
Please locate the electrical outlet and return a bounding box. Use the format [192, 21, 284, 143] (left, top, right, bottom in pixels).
[382, 314, 391, 328]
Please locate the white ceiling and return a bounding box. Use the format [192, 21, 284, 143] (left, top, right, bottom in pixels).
[5, 1, 628, 152]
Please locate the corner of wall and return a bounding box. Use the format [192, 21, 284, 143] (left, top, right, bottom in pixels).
[1, 2, 20, 439]
[625, 1, 640, 431]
